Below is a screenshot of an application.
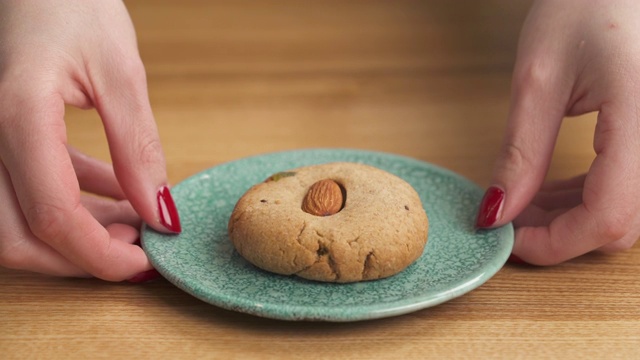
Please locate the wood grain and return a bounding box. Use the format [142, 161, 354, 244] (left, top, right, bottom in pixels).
[1, 1, 638, 359]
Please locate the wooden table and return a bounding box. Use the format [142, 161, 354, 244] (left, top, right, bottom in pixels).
[2, 1, 638, 358]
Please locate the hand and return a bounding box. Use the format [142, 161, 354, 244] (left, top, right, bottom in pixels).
[476, 0, 640, 264]
[0, 0, 181, 280]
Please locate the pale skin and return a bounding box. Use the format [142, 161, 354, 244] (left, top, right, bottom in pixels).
[0, 0, 637, 280]
[481, 0, 640, 264]
[0, 0, 178, 281]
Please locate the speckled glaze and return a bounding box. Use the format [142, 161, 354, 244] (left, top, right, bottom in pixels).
[141, 149, 514, 322]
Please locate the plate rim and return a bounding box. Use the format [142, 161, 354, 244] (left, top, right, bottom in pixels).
[142, 148, 514, 321]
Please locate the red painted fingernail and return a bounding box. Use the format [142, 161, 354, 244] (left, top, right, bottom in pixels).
[507, 254, 527, 264]
[128, 269, 161, 283]
[157, 186, 181, 233]
[475, 186, 505, 228]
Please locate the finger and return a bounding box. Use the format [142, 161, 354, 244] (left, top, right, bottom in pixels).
[540, 174, 587, 191]
[104, 223, 140, 245]
[512, 205, 571, 228]
[0, 234, 89, 277]
[513, 204, 626, 265]
[81, 195, 140, 228]
[531, 188, 583, 211]
[0, 95, 152, 281]
[597, 233, 639, 253]
[0, 160, 87, 277]
[476, 63, 569, 228]
[69, 146, 126, 200]
[88, 43, 181, 234]
[513, 103, 640, 264]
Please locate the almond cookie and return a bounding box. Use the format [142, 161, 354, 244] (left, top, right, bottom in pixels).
[227, 162, 429, 283]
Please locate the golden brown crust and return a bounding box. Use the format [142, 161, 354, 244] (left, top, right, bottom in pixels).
[228, 162, 429, 283]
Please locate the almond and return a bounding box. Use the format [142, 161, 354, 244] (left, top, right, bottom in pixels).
[301, 179, 345, 216]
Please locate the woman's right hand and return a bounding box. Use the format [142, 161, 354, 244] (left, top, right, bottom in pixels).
[0, 0, 181, 281]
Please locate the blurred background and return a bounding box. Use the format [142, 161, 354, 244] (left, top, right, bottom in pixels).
[66, 0, 595, 187]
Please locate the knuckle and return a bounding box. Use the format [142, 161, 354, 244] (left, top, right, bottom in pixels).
[596, 211, 633, 243]
[512, 59, 556, 96]
[138, 136, 164, 167]
[603, 238, 636, 252]
[530, 240, 565, 266]
[0, 246, 24, 271]
[80, 228, 132, 282]
[526, 227, 579, 266]
[497, 142, 534, 177]
[82, 237, 122, 281]
[25, 202, 70, 244]
[538, 245, 567, 266]
[515, 228, 564, 266]
[0, 237, 29, 271]
[502, 142, 526, 169]
[89, 264, 122, 282]
[116, 56, 148, 90]
[100, 54, 149, 110]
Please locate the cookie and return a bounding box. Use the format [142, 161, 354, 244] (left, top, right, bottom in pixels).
[228, 162, 429, 283]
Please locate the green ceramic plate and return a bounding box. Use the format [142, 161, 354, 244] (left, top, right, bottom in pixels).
[142, 149, 513, 322]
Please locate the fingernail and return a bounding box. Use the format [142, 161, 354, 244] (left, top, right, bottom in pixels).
[157, 185, 181, 233]
[507, 254, 527, 265]
[475, 186, 505, 228]
[128, 269, 161, 283]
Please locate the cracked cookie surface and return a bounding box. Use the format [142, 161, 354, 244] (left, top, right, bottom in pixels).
[228, 162, 429, 283]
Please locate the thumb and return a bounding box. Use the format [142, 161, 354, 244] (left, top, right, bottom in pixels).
[81, 1, 181, 234]
[95, 59, 181, 234]
[476, 68, 567, 228]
